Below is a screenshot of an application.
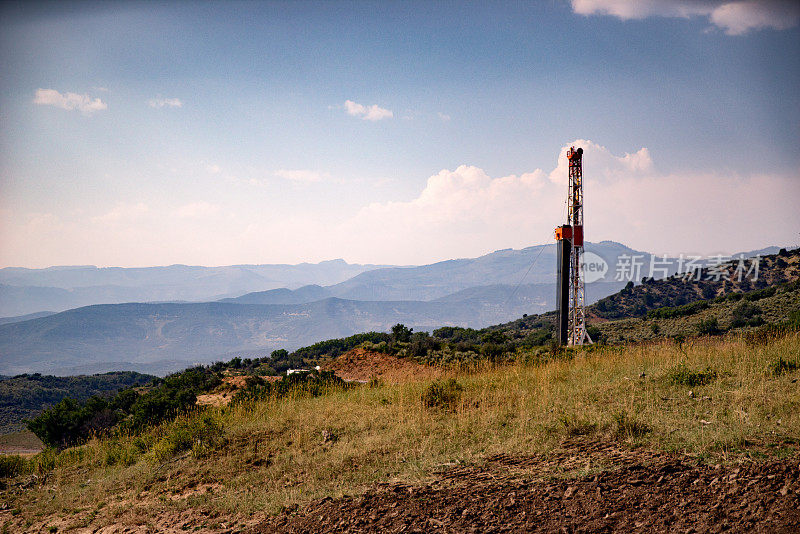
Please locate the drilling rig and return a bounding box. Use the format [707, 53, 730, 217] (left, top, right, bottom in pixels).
[555, 146, 592, 346]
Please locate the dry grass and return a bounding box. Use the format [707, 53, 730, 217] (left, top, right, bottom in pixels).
[2, 333, 799, 532]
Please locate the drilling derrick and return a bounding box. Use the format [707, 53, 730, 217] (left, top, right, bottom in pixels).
[554, 146, 592, 346]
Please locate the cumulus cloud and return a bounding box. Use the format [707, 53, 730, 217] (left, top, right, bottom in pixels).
[344, 100, 393, 121]
[571, 0, 799, 34]
[334, 140, 800, 263]
[147, 97, 183, 108]
[274, 169, 332, 183]
[33, 89, 107, 113]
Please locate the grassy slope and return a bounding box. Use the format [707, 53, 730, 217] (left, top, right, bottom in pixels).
[2, 332, 798, 532]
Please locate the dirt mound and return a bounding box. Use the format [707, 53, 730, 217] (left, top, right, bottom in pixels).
[322, 348, 435, 383]
[251, 442, 800, 533]
[196, 375, 281, 407]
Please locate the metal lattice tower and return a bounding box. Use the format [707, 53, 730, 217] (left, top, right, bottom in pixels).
[554, 147, 592, 346]
[566, 147, 591, 346]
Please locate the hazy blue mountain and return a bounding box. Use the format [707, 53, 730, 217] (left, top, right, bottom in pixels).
[323, 241, 641, 301]
[0, 299, 485, 376]
[0, 311, 57, 325]
[0, 260, 390, 316]
[731, 246, 785, 258]
[2, 243, 781, 317]
[0, 281, 629, 376]
[219, 284, 332, 305]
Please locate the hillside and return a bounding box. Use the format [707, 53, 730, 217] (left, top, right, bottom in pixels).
[2, 249, 798, 531]
[1, 332, 798, 532]
[0, 240, 694, 318]
[217, 241, 641, 305]
[0, 371, 155, 434]
[590, 248, 800, 320]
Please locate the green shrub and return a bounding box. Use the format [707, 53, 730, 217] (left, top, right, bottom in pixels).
[647, 301, 710, 320]
[233, 370, 349, 404]
[31, 447, 58, 475]
[522, 328, 552, 347]
[422, 379, 463, 410]
[586, 325, 602, 343]
[744, 286, 776, 302]
[291, 331, 392, 361]
[667, 363, 718, 386]
[650, 323, 660, 335]
[697, 317, 722, 336]
[730, 302, 762, 328]
[102, 441, 139, 467]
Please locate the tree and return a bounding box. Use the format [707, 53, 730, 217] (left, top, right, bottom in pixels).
[391, 323, 412, 343]
[27, 398, 84, 448]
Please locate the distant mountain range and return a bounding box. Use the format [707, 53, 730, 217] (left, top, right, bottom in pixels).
[0, 242, 786, 376]
[0, 260, 392, 317]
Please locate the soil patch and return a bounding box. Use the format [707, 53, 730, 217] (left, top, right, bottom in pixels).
[322, 349, 436, 384]
[251, 440, 800, 533]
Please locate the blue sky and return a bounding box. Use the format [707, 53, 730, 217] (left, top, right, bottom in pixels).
[1, 0, 798, 267]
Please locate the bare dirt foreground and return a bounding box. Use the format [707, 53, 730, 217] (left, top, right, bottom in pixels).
[251, 439, 800, 534]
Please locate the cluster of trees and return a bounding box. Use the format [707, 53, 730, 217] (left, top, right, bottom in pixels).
[0, 371, 154, 435]
[291, 331, 392, 361]
[28, 367, 220, 448]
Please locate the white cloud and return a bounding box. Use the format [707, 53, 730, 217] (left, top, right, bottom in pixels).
[33, 89, 107, 113]
[147, 97, 183, 108]
[709, 1, 799, 34]
[274, 169, 332, 183]
[3, 143, 796, 267]
[571, 0, 799, 34]
[344, 100, 393, 121]
[331, 140, 800, 263]
[437, 112, 451, 122]
[91, 203, 149, 224]
[174, 201, 220, 219]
